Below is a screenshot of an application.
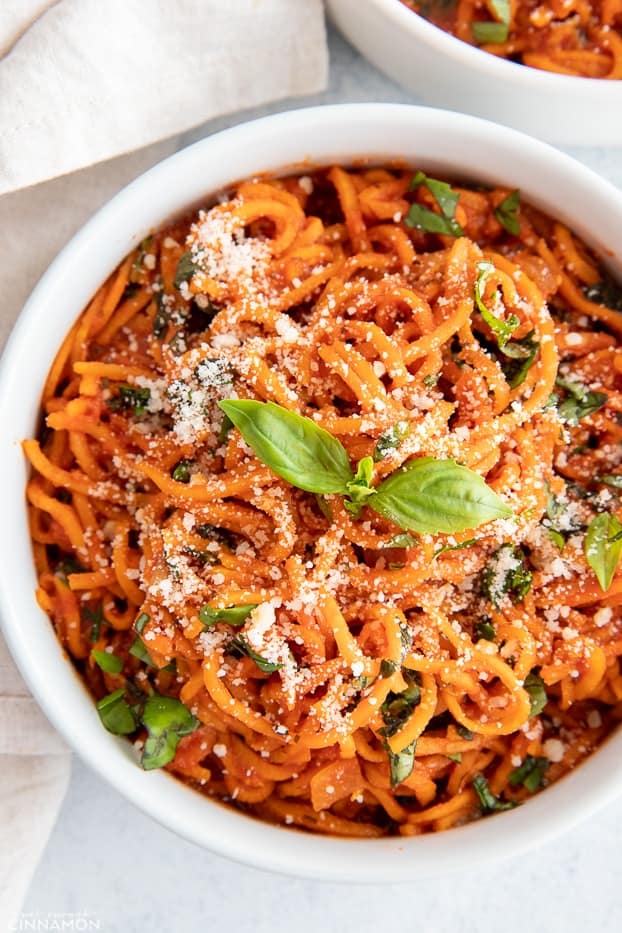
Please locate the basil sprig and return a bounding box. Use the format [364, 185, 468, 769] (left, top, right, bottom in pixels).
[494, 190, 520, 236]
[405, 171, 464, 238]
[141, 695, 198, 770]
[199, 604, 257, 627]
[474, 261, 519, 349]
[219, 399, 511, 535]
[584, 512, 622, 591]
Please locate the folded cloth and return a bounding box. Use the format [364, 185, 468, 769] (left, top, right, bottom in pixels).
[0, 635, 71, 927]
[0, 0, 328, 195]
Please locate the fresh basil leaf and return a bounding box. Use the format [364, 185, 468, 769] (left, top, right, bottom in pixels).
[135, 612, 150, 634]
[490, 0, 511, 21]
[584, 511, 622, 591]
[472, 21, 509, 43]
[218, 399, 354, 494]
[386, 739, 417, 787]
[107, 384, 151, 416]
[199, 604, 257, 628]
[379, 669, 421, 737]
[499, 330, 539, 388]
[509, 755, 550, 792]
[173, 251, 198, 290]
[555, 375, 607, 425]
[229, 636, 283, 673]
[481, 543, 532, 608]
[474, 261, 519, 349]
[494, 189, 520, 236]
[472, 774, 516, 812]
[405, 171, 464, 238]
[524, 670, 547, 717]
[370, 457, 512, 534]
[140, 695, 198, 770]
[597, 474, 622, 489]
[475, 619, 496, 641]
[373, 421, 410, 462]
[96, 689, 138, 735]
[92, 650, 123, 675]
[384, 532, 419, 548]
[172, 459, 194, 483]
[433, 537, 477, 558]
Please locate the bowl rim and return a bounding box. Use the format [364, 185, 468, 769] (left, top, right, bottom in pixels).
[337, 0, 622, 92]
[2, 103, 622, 882]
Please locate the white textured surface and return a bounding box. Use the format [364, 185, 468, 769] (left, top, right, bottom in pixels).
[21, 23, 622, 932]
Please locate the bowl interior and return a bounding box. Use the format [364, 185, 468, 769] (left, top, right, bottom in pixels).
[2, 104, 622, 881]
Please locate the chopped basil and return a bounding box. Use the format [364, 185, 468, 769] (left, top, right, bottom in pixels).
[379, 669, 421, 737]
[380, 659, 399, 678]
[218, 413, 234, 446]
[433, 537, 477, 558]
[597, 474, 622, 490]
[199, 604, 257, 628]
[96, 689, 138, 735]
[547, 528, 566, 551]
[554, 375, 607, 425]
[384, 532, 419, 548]
[446, 752, 462, 763]
[584, 511, 622, 591]
[84, 603, 105, 642]
[129, 637, 175, 673]
[229, 636, 283, 673]
[153, 290, 169, 338]
[499, 330, 539, 388]
[583, 279, 622, 312]
[475, 619, 496, 641]
[56, 557, 83, 584]
[472, 774, 516, 812]
[494, 190, 520, 236]
[481, 544, 532, 608]
[481, 544, 533, 609]
[456, 724, 474, 740]
[474, 261, 519, 349]
[524, 670, 547, 717]
[423, 373, 439, 388]
[173, 251, 198, 290]
[140, 695, 198, 770]
[91, 650, 123, 675]
[135, 612, 150, 634]
[405, 171, 464, 238]
[107, 384, 151, 416]
[386, 739, 417, 787]
[171, 459, 194, 483]
[509, 755, 550, 792]
[373, 421, 410, 462]
[472, 21, 509, 43]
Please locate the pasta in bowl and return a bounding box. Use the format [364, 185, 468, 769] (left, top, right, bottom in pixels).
[3, 104, 622, 877]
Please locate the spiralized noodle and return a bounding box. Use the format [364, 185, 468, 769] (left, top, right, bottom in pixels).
[25, 165, 622, 837]
[402, 0, 622, 78]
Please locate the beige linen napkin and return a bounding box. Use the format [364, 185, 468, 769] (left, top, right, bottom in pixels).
[0, 0, 328, 194]
[0, 0, 327, 922]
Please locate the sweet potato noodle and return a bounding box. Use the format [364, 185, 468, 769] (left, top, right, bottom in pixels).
[401, 0, 622, 78]
[25, 165, 622, 837]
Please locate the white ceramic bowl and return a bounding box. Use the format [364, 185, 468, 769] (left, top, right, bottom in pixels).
[327, 0, 622, 147]
[2, 104, 622, 882]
